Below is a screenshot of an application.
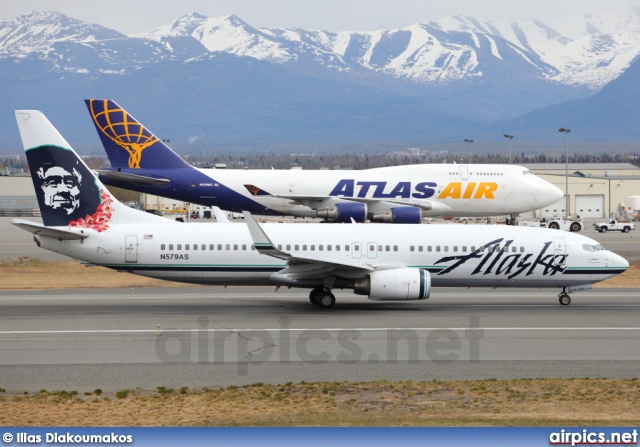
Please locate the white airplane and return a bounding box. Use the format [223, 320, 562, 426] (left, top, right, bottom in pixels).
[13, 110, 628, 307]
[85, 99, 564, 224]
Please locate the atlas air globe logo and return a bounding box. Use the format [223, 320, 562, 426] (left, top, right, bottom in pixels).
[87, 100, 158, 169]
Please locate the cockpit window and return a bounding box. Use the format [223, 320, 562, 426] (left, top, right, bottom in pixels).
[591, 244, 603, 252]
[523, 170, 531, 175]
[583, 244, 593, 252]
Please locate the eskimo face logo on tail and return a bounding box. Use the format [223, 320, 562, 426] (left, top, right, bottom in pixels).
[27, 146, 109, 229]
[87, 100, 158, 169]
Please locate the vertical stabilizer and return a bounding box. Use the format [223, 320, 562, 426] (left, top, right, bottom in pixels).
[85, 99, 191, 170]
[15, 110, 171, 228]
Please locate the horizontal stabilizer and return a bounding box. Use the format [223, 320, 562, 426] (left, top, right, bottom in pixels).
[96, 169, 171, 186]
[11, 220, 88, 240]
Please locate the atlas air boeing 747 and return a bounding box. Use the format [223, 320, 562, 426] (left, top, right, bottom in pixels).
[85, 99, 564, 224]
[12, 110, 627, 308]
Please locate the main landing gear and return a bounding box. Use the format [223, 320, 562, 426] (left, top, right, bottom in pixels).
[558, 288, 571, 305]
[309, 287, 336, 309]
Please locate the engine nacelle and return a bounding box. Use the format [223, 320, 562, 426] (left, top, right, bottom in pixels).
[316, 202, 367, 223]
[371, 206, 422, 224]
[353, 268, 431, 301]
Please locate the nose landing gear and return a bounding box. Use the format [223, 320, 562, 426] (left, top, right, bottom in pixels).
[558, 288, 571, 305]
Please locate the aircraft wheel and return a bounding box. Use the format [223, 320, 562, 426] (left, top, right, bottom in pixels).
[317, 291, 336, 309]
[309, 288, 324, 305]
[559, 294, 571, 306]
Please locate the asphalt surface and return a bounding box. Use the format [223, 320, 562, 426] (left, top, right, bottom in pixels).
[1, 287, 640, 391]
[1, 216, 639, 391]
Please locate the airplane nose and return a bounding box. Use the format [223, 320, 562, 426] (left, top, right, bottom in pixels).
[611, 252, 630, 271]
[547, 183, 564, 203]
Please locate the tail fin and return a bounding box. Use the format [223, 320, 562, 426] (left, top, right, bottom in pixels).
[85, 99, 191, 170]
[15, 110, 170, 228]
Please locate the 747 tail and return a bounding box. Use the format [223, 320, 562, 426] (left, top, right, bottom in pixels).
[85, 99, 191, 170]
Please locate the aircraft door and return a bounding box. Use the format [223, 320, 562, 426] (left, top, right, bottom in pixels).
[125, 235, 138, 263]
[459, 165, 469, 181]
[352, 242, 362, 259]
[367, 242, 377, 259]
[553, 238, 566, 266]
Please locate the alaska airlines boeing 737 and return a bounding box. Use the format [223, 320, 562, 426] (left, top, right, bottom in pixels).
[13, 110, 627, 308]
[85, 99, 564, 224]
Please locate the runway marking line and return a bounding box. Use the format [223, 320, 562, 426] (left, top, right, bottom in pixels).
[2, 327, 640, 335]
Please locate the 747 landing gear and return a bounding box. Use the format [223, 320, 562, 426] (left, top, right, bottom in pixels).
[308, 287, 336, 308]
[558, 288, 571, 305]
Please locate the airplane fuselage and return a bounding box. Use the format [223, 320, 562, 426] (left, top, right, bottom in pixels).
[99, 164, 563, 218]
[34, 222, 626, 290]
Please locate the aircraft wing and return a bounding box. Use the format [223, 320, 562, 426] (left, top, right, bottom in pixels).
[242, 211, 373, 272]
[96, 170, 171, 186]
[11, 220, 89, 240]
[256, 191, 444, 212]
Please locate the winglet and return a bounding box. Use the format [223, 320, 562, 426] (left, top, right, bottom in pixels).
[242, 211, 288, 259]
[212, 206, 230, 224]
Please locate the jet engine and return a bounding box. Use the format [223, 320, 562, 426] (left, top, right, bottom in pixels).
[371, 206, 422, 224]
[353, 268, 431, 300]
[316, 202, 367, 223]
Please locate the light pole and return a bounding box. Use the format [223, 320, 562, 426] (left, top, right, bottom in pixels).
[503, 134, 513, 164]
[464, 139, 473, 164]
[559, 128, 571, 218]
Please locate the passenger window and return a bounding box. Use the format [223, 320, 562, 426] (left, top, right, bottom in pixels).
[354, 245, 359, 251]
[327, 245, 332, 251]
[444, 246, 448, 252]
[428, 246, 432, 252]
[161, 244, 165, 250]
[453, 246, 458, 252]
[471, 246, 475, 252]
[436, 246, 441, 252]
[378, 245, 383, 251]
[286, 245, 291, 251]
[303, 245, 307, 251]
[393, 246, 398, 252]
[410, 246, 415, 252]
[277, 245, 282, 250]
[169, 244, 173, 250]
[185, 244, 190, 250]
[345, 245, 350, 251]
[217, 244, 222, 251]
[251, 245, 255, 250]
[311, 245, 315, 251]
[295, 244, 299, 250]
[193, 244, 197, 251]
[512, 246, 516, 253]
[201, 244, 206, 250]
[242, 244, 247, 250]
[336, 245, 340, 251]
[419, 246, 423, 252]
[225, 244, 230, 251]
[520, 247, 525, 253]
[177, 244, 182, 250]
[462, 246, 467, 252]
[319, 245, 323, 251]
[234, 244, 238, 251]
[385, 245, 390, 251]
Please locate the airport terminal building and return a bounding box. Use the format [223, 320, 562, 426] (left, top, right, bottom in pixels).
[2, 163, 640, 220]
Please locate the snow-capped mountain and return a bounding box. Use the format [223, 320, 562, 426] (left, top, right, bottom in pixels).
[1, 9, 640, 151]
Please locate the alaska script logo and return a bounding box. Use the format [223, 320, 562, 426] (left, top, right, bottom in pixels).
[435, 238, 567, 279]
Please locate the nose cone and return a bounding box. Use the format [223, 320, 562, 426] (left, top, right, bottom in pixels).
[540, 182, 564, 207]
[610, 252, 630, 273]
